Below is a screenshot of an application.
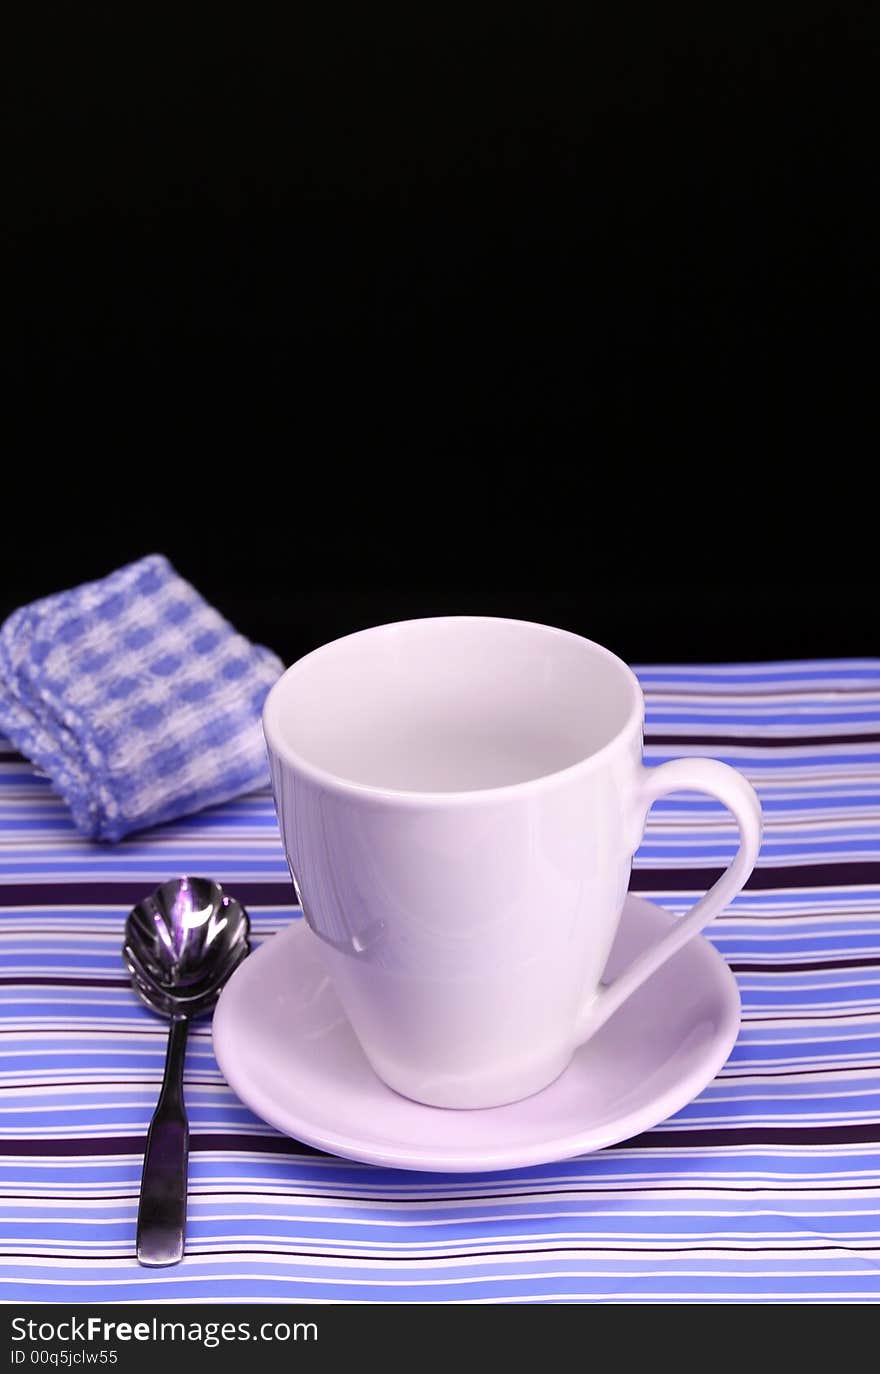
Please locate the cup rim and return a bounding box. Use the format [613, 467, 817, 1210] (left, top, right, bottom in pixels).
[262, 616, 644, 805]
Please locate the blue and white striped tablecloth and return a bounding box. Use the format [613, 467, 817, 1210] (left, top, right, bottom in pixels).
[1, 660, 879, 1303]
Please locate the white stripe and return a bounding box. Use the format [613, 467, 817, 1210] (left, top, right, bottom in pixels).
[0, 1266, 877, 1284]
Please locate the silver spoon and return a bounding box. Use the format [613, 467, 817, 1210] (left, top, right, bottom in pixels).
[123, 876, 250, 1267]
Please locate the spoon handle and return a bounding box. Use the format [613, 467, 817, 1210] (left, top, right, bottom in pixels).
[136, 1016, 189, 1266]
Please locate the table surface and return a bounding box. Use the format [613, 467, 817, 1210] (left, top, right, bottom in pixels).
[2, 660, 879, 1303]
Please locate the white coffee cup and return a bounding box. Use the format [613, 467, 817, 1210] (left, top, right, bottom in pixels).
[263, 617, 762, 1109]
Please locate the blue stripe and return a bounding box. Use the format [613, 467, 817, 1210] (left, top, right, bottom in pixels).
[654, 794, 880, 811]
[1, 1271, 879, 1302]
[644, 750, 880, 768]
[636, 665, 880, 683]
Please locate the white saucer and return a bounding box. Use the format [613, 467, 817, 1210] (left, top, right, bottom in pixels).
[213, 895, 740, 1173]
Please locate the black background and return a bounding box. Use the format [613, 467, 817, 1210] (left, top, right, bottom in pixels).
[6, 4, 877, 666]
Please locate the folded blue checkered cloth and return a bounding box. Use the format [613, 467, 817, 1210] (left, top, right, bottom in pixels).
[0, 555, 283, 841]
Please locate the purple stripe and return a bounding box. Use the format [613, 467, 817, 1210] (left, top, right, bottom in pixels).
[743, 1009, 880, 1021]
[6, 1182, 880, 1205]
[2, 1243, 878, 1263]
[5, 863, 880, 910]
[2, 1124, 879, 1158]
[722, 1063, 880, 1077]
[644, 687, 880, 698]
[0, 882, 298, 907]
[646, 732, 880, 747]
[631, 862, 880, 891]
[629, 1124, 880, 1147]
[0, 977, 130, 988]
[0, 1135, 321, 1157]
[729, 957, 880, 973]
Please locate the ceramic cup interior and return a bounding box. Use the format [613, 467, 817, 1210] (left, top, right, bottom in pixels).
[265, 617, 641, 795]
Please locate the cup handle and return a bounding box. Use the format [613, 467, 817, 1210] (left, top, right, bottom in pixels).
[576, 758, 763, 1043]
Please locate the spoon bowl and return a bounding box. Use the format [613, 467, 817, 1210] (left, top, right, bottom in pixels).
[124, 875, 250, 1013]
